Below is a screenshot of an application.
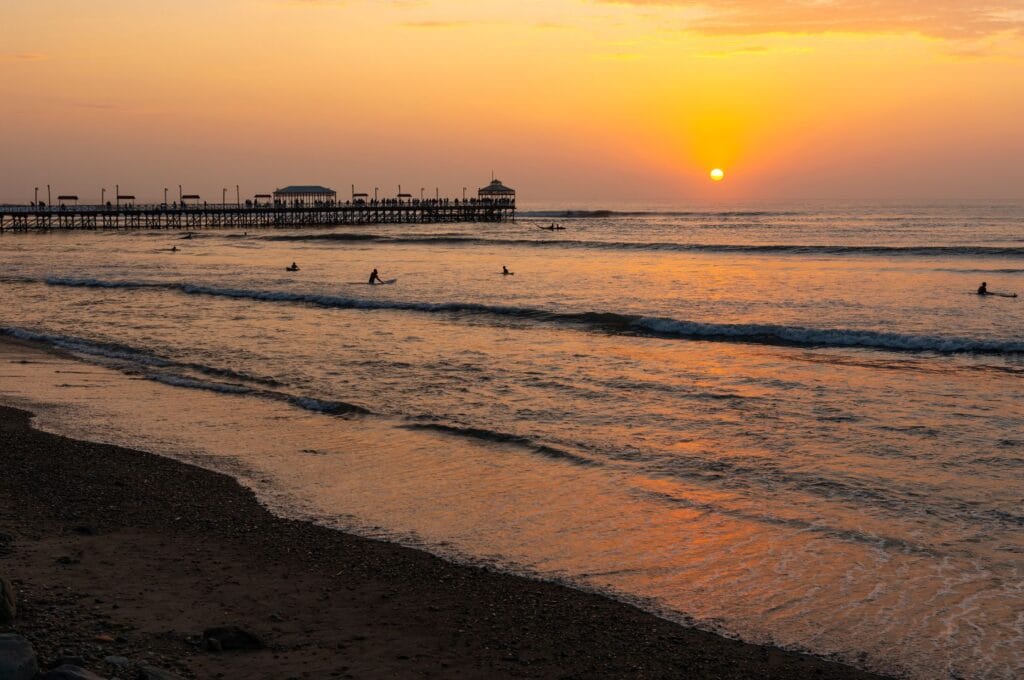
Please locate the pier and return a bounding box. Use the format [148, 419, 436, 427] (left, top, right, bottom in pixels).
[0, 180, 516, 233]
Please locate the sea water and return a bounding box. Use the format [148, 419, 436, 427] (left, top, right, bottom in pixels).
[1, 203, 1022, 679]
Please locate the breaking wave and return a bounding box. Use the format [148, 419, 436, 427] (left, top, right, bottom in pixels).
[261, 234, 1024, 257]
[38, 277, 1024, 355]
[0, 326, 370, 417]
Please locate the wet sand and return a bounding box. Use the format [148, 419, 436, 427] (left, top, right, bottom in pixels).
[0, 404, 889, 679]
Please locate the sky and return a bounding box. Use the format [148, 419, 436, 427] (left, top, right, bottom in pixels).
[1, 0, 1022, 205]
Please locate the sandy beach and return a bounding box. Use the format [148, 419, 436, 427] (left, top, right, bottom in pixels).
[0, 403, 889, 679]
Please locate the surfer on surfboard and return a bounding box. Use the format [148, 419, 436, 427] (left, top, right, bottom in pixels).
[369, 268, 383, 285]
[286, 262, 299, 272]
[977, 281, 1018, 297]
[502, 265, 514, 276]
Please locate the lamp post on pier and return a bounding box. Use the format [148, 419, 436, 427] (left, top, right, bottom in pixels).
[101, 188, 106, 206]
[34, 187, 38, 206]
[236, 185, 240, 207]
[116, 184, 119, 209]
[178, 185, 182, 202]
[164, 188, 168, 205]
[420, 187, 424, 201]
[462, 187, 467, 202]
[222, 188, 227, 206]
[47, 185, 51, 207]
[374, 187, 378, 201]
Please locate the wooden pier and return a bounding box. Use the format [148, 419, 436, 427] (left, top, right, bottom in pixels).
[0, 199, 515, 233]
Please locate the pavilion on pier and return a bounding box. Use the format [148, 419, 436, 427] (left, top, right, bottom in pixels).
[273, 185, 337, 206]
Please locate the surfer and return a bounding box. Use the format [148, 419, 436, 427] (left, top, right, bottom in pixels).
[977, 281, 1018, 297]
[368, 268, 383, 285]
[502, 265, 513, 276]
[286, 262, 299, 272]
[170, 246, 178, 252]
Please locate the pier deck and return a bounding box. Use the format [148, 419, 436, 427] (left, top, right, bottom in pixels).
[0, 200, 515, 232]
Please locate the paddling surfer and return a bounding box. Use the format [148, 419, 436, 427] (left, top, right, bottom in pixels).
[977, 281, 1018, 297]
[368, 268, 383, 285]
[502, 265, 513, 276]
[286, 262, 299, 272]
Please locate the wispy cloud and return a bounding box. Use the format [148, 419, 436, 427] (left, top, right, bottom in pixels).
[698, 44, 768, 57]
[0, 52, 46, 63]
[597, 1, 1024, 40]
[399, 20, 475, 29]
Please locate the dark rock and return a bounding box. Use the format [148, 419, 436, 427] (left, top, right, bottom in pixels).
[0, 578, 14, 623]
[102, 656, 130, 669]
[51, 657, 87, 669]
[0, 633, 38, 680]
[202, 626, 263, 651]
[136, 665, 185, 680]
[39, 665, 107, 680]
[38, 665, 107, 680]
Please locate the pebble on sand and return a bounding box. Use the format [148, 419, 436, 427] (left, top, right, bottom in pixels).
[202, 626, 264, 651]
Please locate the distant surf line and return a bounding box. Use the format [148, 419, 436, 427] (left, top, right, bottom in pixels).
[37, 276, 1024, 356]
[262, 233, 1024, 257]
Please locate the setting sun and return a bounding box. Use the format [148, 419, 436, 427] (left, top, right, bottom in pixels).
[710, 168, 725, 182]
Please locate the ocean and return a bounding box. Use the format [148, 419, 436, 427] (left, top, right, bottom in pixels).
[1, 203, 1022, 679]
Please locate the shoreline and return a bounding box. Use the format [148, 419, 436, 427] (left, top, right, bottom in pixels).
[0, 404, 892, 679]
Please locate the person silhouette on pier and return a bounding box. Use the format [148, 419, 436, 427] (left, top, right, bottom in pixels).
[368, 268, 383, 285]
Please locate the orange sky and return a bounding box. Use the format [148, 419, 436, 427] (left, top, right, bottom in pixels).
[1, 0, 1022, 204]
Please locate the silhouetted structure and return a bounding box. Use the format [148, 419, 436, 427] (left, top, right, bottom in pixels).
[478, 178, 516, 202]
[0, 180, 515, 232]
[273, 185, 338, 206]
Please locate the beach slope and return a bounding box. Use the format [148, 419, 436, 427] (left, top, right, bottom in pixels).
[0, 405, 888, 679]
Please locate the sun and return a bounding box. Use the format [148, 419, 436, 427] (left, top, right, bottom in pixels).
[709, 168, 725, 182]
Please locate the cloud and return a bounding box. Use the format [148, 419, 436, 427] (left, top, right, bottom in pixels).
[0, 52, 46, 62]
[597, 1, 1024, 39]
[698, 44, 769, 56]
[399, 20, 475, 28]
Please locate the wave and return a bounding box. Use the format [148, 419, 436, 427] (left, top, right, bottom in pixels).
[147, 374, 255, 395]
[404, 423, 599, 467]
[936, 268, 1024, 274]
[1, 322, 282, 388]
[0, 326, 370, 416]
[37, 278, 1024, 355]
[519, 209, 801, 218]
[259, 234, 1024, 257]
[1, 326, 174, 367]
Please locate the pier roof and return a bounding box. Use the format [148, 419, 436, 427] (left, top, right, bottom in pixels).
[478, 179, 515, 196]
[273, 185, 336, 196]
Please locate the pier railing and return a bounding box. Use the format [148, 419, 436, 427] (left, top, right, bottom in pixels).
[0, 198, 515, 232]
